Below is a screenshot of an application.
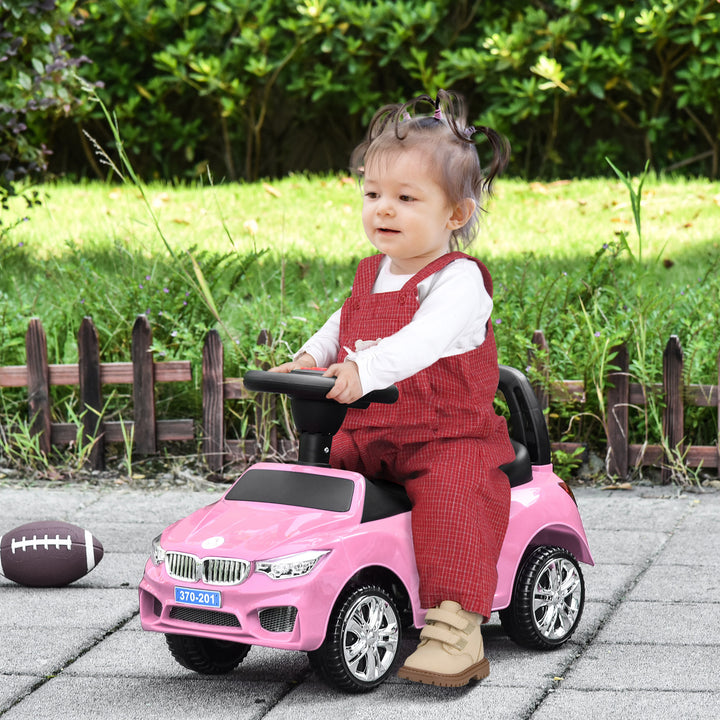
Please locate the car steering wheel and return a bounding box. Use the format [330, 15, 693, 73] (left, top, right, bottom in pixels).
[243, 369, 398, 466]
[243, 369, 398, 409]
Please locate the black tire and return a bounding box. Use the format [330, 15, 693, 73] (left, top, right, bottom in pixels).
[165, 634, 251, 674]
[499, 546, 584, 649]
[308, 584, 402, 692]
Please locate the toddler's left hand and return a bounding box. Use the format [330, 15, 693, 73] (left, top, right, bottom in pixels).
[324, 361, 363, 404]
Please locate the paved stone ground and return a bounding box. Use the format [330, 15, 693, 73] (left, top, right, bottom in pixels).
[1, 484, 719, 719]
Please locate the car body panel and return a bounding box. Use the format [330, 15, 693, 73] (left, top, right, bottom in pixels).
[493, 464, 593, 610]
[140, 461, 592, 650]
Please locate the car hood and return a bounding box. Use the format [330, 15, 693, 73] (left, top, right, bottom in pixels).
[162, 498, 354, 559]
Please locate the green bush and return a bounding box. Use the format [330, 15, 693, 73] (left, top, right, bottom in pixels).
[441, 1, 720, 177]
[33, 0, 717, 181]
[0, 0, 89, 236]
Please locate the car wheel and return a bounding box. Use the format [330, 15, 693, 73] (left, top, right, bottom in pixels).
[165, 634, 251, 674]
[308, 584, 402, 692]
[499, 546, 584, 649]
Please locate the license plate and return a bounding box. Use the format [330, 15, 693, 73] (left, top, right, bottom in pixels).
[174, 587, 222, 608]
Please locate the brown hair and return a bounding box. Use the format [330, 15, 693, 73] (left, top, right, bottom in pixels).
[350, 90, 510, 249]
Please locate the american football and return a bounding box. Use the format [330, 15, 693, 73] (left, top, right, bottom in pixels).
[0, 520, 104, 587]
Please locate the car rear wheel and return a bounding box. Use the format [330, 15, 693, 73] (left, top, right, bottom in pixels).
[308, 584, 402, 692]
[165, 634, 251, 674]
[499, 546, 584, 649]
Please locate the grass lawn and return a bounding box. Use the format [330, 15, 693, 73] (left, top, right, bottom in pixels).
[8, 174, 719, 271]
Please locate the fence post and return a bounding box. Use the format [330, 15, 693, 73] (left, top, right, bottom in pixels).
[528, 330, 549, 412]
[78, 317, 105, 470]
[662, 335, 684, 484]
[255, 330, 278, 454]
[607, 343, 629, 478]
[132, 314, 156, 454]
[203, 329, 225, 473]
[26, 319, 51, 456]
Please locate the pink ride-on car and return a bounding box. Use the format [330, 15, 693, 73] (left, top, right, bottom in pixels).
[139, 366, 593, 692]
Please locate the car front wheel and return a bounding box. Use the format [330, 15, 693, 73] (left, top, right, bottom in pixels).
[500, 546, 584, 649]
[165, 634, 251, 674]
[308, 584, 402, 692]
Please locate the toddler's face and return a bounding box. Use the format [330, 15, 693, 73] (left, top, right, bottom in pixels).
[361, 147, 461, 275]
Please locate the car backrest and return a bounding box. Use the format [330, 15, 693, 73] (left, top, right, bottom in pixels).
[497, 365, 552, 466]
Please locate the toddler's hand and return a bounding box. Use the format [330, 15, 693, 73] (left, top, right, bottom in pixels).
[269, 353, 316, 373]
[324, 361, 363, 404]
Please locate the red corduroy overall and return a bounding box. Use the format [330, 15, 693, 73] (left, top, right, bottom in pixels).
[329, 252, 515, 619]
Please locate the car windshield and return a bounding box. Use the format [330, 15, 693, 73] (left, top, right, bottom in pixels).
[225, 468, 355, 512]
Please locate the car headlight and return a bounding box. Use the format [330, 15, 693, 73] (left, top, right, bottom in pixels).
[151, 534, 166, 566]
[255, 550, 330, 580]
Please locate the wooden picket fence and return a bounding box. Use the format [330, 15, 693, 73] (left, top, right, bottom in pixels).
[1, 319, 719, 482]
[0, 316, 193, 470]
[529, 330, 720, 483]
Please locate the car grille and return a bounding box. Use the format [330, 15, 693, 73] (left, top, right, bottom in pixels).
[165, 551, 250, 586]
[166, 552, 201, 582]
[259, 606, 298, 633]
[203, 557, 250, 585]
[169, 607, 241, 627]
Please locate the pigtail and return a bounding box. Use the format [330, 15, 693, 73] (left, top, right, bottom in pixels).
[350, 105, 393, 176]
[472, 125, 511, 196]
[433, 90, 475, 146]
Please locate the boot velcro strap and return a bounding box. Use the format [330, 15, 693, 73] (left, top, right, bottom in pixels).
[424, 607, 475, 634]
[420, 624, 468, 651]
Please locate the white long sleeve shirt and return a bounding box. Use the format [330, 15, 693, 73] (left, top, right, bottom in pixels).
[299, 255, 493, 395]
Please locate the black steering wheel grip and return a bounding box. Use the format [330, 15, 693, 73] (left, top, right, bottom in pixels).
[243, 369, 398, 408]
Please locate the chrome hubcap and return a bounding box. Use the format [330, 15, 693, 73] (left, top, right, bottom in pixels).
[342, 595, 400, 682]
[532, 557, 582, 641]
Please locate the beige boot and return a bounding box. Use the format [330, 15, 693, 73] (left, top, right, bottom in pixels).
[398, 600, 489, 687]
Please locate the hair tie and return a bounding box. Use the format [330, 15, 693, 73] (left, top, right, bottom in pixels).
[464, 126, 476, 139]
[433, 106, 443, 120]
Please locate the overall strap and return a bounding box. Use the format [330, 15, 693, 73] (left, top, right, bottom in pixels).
[350, 254, 385, 296]
[402, 252, 494, 297]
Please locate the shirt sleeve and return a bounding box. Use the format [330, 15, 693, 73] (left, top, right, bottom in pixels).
[295, 308, 342, 368]
[347, 259, 493, 394]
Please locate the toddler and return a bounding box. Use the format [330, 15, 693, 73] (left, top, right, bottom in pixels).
[271, 90, 515, 687]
